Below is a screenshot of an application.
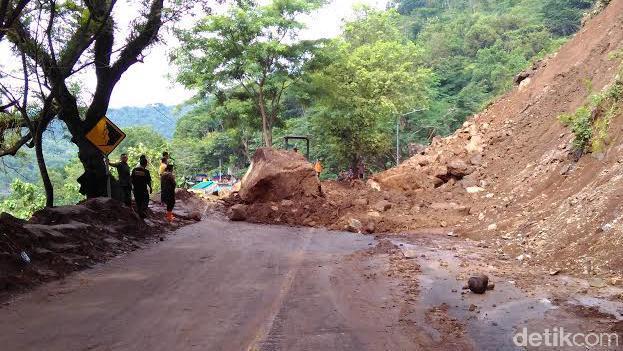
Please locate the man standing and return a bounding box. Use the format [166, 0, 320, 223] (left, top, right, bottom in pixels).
[160, 164, 176, 223]
[109, 153, 132, 206]
[131, 155, 152, 218]
[314, 159, 323, 178]
[159, 151, 170, 175]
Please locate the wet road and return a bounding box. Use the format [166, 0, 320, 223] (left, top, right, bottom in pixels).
[0, 219, 421, 351]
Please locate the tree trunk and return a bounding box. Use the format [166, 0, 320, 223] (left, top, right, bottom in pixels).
[75, 136, 109, 199]
[257, 89, 272, 147]
[35, 119, 54, 207]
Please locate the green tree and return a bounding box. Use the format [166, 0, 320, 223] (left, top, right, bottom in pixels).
[309, 9, 435, 171]
[173, 0, 325, 147]
[542, 0, 594, 36]
[0, 179, 46, 219]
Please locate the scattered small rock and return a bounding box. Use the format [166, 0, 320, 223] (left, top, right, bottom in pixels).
[373, 200, 392, 212]
[347, 218, 363, 233]
[589, 278, 607, 288]
[228, 204, 247, 221]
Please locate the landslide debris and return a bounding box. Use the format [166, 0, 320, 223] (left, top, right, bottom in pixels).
[239, 147, 321, 203]
[225, 0, 623, 280]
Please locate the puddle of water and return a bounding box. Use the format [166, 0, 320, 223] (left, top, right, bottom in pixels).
[393, 240, 555, 351]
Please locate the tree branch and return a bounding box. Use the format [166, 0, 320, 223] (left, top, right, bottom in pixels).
[0, 133, 32, 157]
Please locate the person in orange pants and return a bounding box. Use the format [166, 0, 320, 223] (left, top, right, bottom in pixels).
[160, 164, 176, 223]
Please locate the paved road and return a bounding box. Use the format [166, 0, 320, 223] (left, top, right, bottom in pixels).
[0, 219, 421, 351]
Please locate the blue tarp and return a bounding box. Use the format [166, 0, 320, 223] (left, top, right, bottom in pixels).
[191, 180, 216, 190]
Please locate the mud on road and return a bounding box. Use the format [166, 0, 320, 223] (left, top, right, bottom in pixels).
[1, 219, 622, 350]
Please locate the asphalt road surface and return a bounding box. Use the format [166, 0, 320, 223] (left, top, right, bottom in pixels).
[0, 219, 425, 351]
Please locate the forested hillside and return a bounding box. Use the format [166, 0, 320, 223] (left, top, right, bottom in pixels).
[107, 104, 181, 139]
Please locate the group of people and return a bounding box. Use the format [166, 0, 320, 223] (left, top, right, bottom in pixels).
[108, 151, 176, 222]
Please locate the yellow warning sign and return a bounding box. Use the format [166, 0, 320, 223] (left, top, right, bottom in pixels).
[85, 117, 126, 155]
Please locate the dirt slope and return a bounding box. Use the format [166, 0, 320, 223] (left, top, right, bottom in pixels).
[231, 0, 623, 280]
[375, 0, 623, 277]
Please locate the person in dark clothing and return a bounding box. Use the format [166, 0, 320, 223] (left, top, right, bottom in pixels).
[160, 164, 176, 223]
[131, 155, 152, 218]
[109, 153, 132, 206]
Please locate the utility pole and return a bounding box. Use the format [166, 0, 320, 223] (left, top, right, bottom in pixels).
[219, 158, 222, 182]
[396, 108, 427, 165]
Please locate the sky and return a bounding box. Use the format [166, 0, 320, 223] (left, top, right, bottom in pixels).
[106, 0, 388, 108]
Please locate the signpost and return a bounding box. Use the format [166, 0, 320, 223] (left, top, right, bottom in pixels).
[85, 117, 126, 197]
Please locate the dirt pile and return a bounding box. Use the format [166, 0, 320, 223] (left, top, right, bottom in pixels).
[239, 147, 321, 203]
[0, 191, 207, 298]
[224, 0, 623, 280]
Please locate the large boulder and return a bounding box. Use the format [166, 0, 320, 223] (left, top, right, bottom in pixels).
[239, 148, 321, 203]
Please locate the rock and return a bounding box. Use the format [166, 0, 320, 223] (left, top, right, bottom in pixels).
[469, 304, 477, 311]
[281, 200, 294, 207]
[188, 211, 202, 221]
[408, 143, 427, 156]
[367, 179, 382, 192]
[560, 164, 572, 176]
[549, 269, 561, 276]
[367, 211, 382, 218]
[403, 249, 418, 259]
[347, 218, 363, 233]
[516, 253, 531, 261]
[228, 204, 247, 221]
[514, 70, 531, 85]
[430, 202, 470, 215]
[447, 159, 473, 177]
[353, 199, 369, 207]
[589, 278, 607, 288]
[364, 221, 376, 234]
[519, 77, 532, 90]
[430, 165, 449, 179]
[465, 135, 484, 154]
[487, 223, 498, 231]
[468, 275, 489, 294]
[373, 200, 392, 212]
[239, 148, 321, 203]
[466, 186, 486, 194]
[470, 154, 483, 166]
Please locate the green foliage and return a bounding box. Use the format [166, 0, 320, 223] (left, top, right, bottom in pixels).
[559, 107, 593, 151]
[542, 0, 594, 36]
[172, 0, 325, 146]
[307, 8, 435, 171]
[49, 158, 86, 206]
[559, 77, 623, 152]
[0, 179, 46, 219]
